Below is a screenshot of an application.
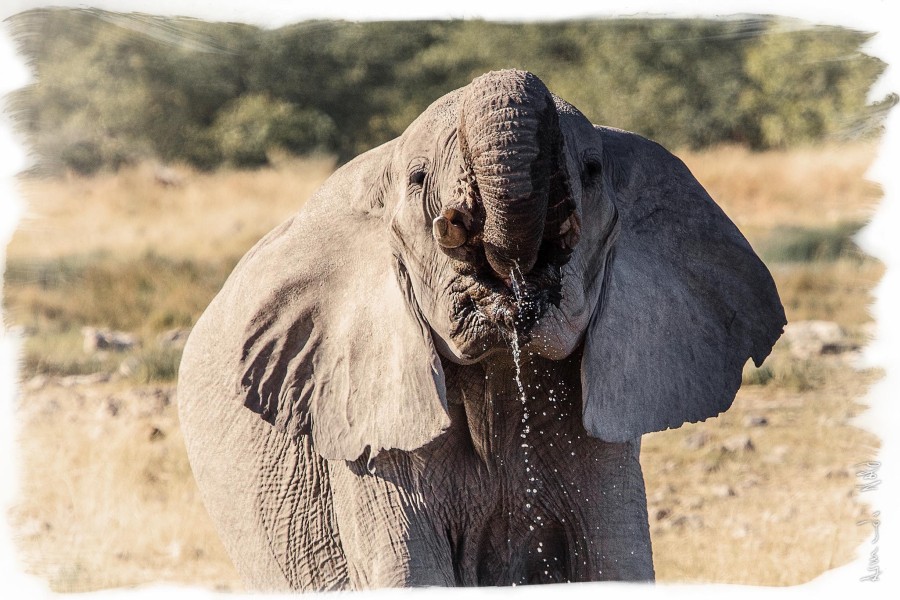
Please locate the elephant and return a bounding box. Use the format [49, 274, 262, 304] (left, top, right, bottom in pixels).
[177, 69, 786, 590]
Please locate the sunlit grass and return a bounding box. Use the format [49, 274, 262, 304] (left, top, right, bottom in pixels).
[645, 362, 880, 585]
[680, 142, 881, 231]
[4, 252, 235, 335]
[773, 260, 882, 329]
[10, 380, 242, 591]
[8, 156, 335, 262]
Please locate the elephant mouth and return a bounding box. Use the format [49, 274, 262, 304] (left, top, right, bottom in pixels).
[448, 260, 562, 355]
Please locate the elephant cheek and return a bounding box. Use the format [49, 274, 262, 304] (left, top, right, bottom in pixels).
[525, 278, 591, 360]
[524, 313, 586, 361]
[402, 267, 478, 364]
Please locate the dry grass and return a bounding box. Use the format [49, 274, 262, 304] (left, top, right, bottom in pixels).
[646, 143, 883, 585]
[9, 380, 242, 591]
[773, 260, 883, 329]
[4, 143, 884, 590]
[5, 253, 235, 334]
[9, 143, 878, 263]
[645, 360, 881, 585]
[8, 156, 335, 262]
[5, 157, 333, 384]
[680, 142, 882, 233]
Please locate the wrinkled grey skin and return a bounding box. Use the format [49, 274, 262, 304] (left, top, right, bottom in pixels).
[178, 70, 785, 590]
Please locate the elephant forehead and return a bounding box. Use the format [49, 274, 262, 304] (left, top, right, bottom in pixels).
[400, 89, 463, 143]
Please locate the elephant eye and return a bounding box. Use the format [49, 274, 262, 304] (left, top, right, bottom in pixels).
[409, 169, 426, 187]
[407, 157, 440, 219]
[581, 151, 603, 188]
[407, 157, 429, 192]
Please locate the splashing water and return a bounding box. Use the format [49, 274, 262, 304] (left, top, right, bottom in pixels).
[507, 265, 531, 440]
[507, 318, 532, 503]
[505, 265, 551, 582]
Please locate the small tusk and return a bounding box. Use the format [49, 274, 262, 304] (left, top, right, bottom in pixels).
[433, 216, 467, 248]
[559, 213, 581, 250]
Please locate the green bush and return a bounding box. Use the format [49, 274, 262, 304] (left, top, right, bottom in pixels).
[739, 23, 888, 148]
[58, 140, 104, 175]
[8, 9, 892, 171]
[212, 94, 335, 167]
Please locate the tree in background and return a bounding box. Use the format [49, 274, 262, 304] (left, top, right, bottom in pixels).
[738, 21, 890, 148]
[212, 94, 335, 167]
[7, 10, 892, 174]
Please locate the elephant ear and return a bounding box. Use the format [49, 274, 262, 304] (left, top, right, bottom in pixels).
[581, 127, 786, 442]
[205, 143, 449, 461]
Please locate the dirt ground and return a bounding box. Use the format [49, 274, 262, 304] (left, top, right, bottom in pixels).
[8, 353, 881, 590]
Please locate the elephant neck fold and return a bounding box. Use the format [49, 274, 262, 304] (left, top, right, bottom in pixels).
[444, 352, 583, 473]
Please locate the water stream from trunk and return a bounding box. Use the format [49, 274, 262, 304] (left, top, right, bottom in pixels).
[507, 268, 532, 498]
[506, 266, 555, 582]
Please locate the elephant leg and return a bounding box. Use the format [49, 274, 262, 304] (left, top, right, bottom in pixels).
[181, 391, 349, 591]
[326, 452, 457, 588]
[251, 429, 350, 589]
[573, 438, 655, 582]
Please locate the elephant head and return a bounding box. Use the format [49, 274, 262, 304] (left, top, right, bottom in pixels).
[194, 69, 785, 463]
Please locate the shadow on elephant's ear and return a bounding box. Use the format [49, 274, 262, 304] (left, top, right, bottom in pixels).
[581, 129, 785, 443]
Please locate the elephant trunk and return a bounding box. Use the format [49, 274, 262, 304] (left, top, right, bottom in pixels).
[458, 70, 564, 279]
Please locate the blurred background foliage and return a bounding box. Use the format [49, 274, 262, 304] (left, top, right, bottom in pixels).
[6, 8, 895, 173]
